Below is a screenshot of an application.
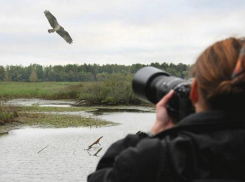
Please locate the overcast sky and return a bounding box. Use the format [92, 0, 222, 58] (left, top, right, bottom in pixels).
[1, 0, 245, 66]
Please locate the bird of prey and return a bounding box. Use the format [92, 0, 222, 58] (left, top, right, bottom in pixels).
[44, 10, 73, 44]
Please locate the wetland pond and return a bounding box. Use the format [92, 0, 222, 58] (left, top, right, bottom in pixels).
[0, 99, 155, 182]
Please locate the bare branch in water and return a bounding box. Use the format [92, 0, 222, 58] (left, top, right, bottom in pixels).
[86, 149, 91, 156]
[93, 148, 102, 156]
[38, 144, 50, 153]
[87, 136, 103, 150]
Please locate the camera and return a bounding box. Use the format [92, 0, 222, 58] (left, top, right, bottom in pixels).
[132, 66, 194, 122]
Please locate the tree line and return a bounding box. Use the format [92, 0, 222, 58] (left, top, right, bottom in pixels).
[0, 63, 191, 82]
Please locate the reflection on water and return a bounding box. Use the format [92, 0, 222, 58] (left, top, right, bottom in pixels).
[0, 108, 155, 182]
[88, 107, 154, 116]
[4, 99, 75, 107]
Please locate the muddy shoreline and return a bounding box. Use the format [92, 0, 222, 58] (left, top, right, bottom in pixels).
[0, 123, 20, 134]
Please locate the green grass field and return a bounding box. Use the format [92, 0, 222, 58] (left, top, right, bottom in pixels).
[0, 82, 86, 99]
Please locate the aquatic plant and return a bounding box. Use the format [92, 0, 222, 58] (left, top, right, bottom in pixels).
[0, 98, 18, 124]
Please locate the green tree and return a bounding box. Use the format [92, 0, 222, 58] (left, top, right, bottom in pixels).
[35, 64, 44, 81]
[8, 65, 24, 81]
[29, 70, 38, 82]
[0, 63, 190, 82]
[0, 66, 5, 81]
[4, 66, 11, 81]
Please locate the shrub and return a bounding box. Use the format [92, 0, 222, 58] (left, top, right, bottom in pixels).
[79, 73, 142, 105]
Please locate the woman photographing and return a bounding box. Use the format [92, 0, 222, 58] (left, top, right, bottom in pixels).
[88, 37, 245, 182]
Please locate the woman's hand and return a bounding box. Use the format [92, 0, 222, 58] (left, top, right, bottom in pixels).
[150, 90, 175, 135]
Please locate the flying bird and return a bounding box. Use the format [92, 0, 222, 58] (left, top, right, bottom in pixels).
[44, 10, 73, 44]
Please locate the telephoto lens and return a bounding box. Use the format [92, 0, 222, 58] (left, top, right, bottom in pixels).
[132, 66, 194, 122]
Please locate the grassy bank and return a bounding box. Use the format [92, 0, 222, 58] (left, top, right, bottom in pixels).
[0, 104, 115, 131]
[18, 113, 113, 128]
[18, 106, 93, 112]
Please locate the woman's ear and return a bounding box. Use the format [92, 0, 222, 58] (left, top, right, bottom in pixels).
[190, 78, 199, 105]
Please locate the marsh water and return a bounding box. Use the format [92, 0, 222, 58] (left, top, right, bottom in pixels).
[0, 99, 155, 182]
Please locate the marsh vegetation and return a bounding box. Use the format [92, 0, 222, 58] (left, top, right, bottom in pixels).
[0, 102, 114, 131]
[0, 74, 140, 105]
[0, 62, 189, 129]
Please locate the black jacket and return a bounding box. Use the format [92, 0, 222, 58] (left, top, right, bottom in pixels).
[88, 111, 245, 182]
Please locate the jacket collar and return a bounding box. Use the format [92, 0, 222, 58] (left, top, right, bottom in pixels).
[178, 110, 245, 127]
[155, 110, 245, 139]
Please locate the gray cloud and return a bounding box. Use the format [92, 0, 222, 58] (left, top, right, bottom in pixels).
[1, 0, 245, 66]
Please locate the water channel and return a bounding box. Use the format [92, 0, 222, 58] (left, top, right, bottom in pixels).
[0, 99, 155, 182]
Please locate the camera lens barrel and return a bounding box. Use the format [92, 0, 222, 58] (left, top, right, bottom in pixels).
[132, 66, 170, 104]
[132, 66, 194, 122]
[132, 66, 184, 104]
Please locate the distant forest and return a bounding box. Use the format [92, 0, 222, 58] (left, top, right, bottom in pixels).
[0, 63, 191, 82]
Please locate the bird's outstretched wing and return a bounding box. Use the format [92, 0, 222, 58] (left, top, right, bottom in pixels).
[56, 30, 73, 44]
[44, 10, 59, 28]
